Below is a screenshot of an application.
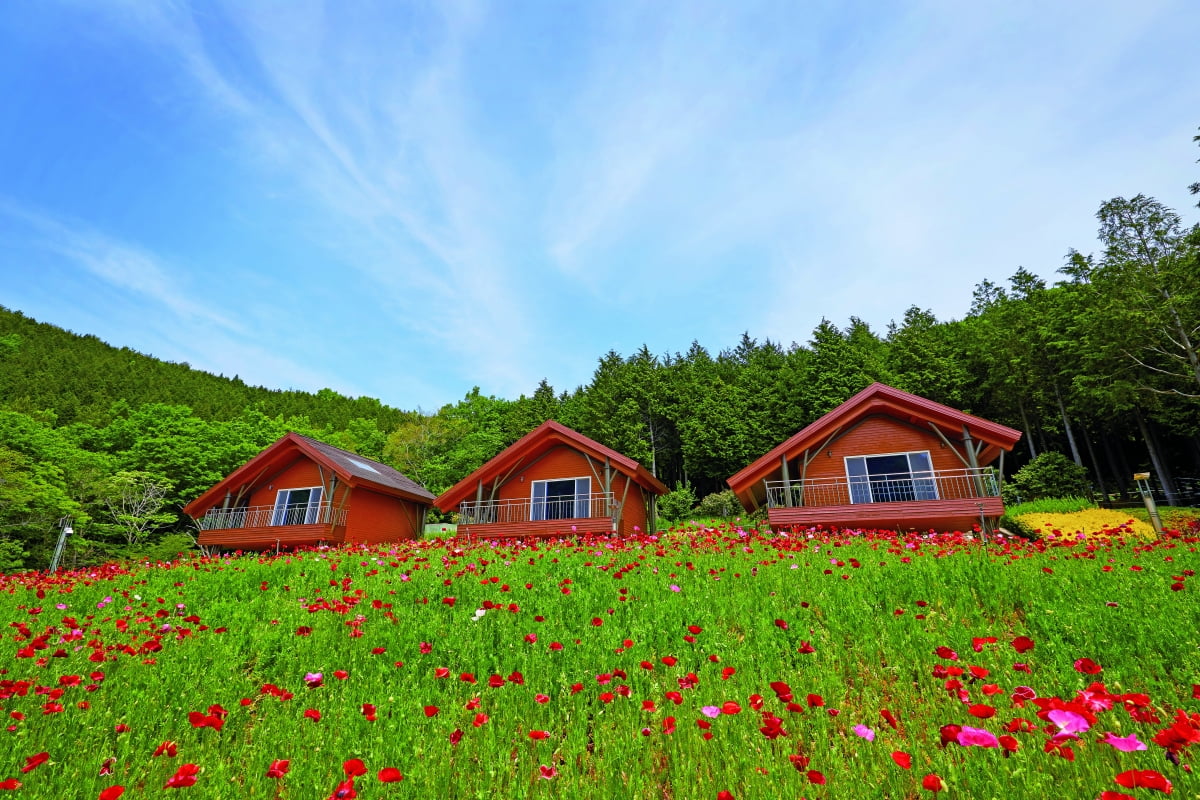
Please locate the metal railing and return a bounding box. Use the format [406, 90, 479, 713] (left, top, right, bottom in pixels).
[765, 468, 999, 509]
[458, 493, 616, 525]
[197, 502, 347, 531]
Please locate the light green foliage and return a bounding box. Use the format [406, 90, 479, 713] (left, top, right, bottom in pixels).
[694, 489, 740, 519]
[0, 528, 1197, 798]
[657, 482, 697, 522]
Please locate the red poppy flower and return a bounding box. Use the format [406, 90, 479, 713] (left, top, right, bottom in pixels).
[774, 619, 789, 630]
[304, 709, 321, 723]
[1011, 636, 1035, 653]
[806, 770, 826, 785]
[329, 778, 357, 799]
[1114, 770, 1172, 793]
[20, 752, 49, 773]
[0, 780, 20, 791]
[378, 767, 403, 783]
[1099, 793, 1136, 800]
[1073, 658, 1102, 674]
[423, 705, 439, 717]
[529, 730, 550, 740]
[797, 641, 815, 654]
[98, 787, 125, 800]
[164, 763, 200, 788]
[538, 765, 557, 780]
[343, 759, 367, 778]
[806, 694, 824, 708]
[661, 656, 678, 666]
[361, 703, 377, 721]
[266, 760, 290, 778]
[434, 668, 450, 679]
[721, 701, 742, 715]
[922, 773, 946, 792]
[333, 670, 349, 680]
[716, 792, 733, 800]
[663, 716, 676, 734]
[934, 646, 959, 661]
[891, 751, 912, 769]
[968, 704, 995, 719]
[153, 741, 178, 758]
[488, 675, 505, 688]
[881, 708, 899, 729]
[472, 713, 489, 727]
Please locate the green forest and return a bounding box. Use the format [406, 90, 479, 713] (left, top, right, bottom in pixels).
[2, 187, 1198, 572]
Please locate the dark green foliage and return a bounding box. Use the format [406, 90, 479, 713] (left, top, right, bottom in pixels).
[1003, 452, 1093, 504]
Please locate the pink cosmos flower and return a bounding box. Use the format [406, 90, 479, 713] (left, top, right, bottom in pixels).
[1100, 732, 1147, 752]
[853, 724, 875, 742]
[956, 726, 1000, 748]
[1047, 709, 1091, 735]
[700, 706, 721, 719]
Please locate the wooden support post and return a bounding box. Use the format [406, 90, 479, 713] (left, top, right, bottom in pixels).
[780, 454, 792, 508]
[963, 424, 987, 499]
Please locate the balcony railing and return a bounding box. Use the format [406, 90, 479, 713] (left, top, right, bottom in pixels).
[765, 468, 999, 509]
[197, 502, 348, 531]
[458, 493, 616, 525]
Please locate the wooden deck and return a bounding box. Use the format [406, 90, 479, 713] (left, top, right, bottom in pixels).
[767, 497, 1004, 532]
[197, 524, 347, 550]
[456, 517, 616, 540]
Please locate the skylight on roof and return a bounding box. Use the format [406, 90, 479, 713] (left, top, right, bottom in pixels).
[346, 457, 381, 474]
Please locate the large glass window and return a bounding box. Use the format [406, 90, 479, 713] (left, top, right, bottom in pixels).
[845, 452, 937, 504]
[531, 477, 590, 520]
[271, 486, 324, 525]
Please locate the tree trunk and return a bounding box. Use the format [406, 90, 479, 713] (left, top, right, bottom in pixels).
[1134, 407, 1179, 506]
[1054, 385, 1084, 467]
[1017, 398, 1038, 459]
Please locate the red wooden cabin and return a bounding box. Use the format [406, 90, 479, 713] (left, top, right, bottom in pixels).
[184, 433, 435, 550]
[727, 383, 1021, 532]
[434, 420, 669, 539]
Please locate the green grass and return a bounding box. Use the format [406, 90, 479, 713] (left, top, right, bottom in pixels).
[1, 525, 1198, 799]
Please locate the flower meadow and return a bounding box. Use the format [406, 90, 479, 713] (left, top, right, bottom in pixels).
[2, 524, 1199, 800]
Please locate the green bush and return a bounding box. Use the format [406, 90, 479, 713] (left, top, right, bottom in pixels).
[1001, 451, 1092, 505]
[695, 490, 740, 520]
[657, 483, 698, 523]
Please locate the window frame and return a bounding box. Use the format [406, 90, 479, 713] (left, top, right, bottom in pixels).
[843, 450, 937, 504]
[271, 486, 325, 525]
[530, 476, 591, 521]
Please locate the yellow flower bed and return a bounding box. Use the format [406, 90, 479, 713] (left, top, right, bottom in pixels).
[1016, 509, 1156, 540]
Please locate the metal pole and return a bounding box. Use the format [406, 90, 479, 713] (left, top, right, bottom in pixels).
[49, 517, 72, 573]
[1134, 472, 1164, 535]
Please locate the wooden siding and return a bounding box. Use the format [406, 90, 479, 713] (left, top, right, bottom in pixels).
[463, 444, 649, 538]
[194, 453, 427, 550]
[767, 496, 1004, 532]
[344, 487, 424, 544]
[796, 415, 966, 482]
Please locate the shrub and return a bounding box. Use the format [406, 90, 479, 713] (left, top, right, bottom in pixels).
[695, 490, 741, 520]
[1002, 452, 1092, 505]
[657, 483, 697, 523]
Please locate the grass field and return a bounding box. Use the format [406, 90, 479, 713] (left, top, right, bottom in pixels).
[2, 523, 1198, 799]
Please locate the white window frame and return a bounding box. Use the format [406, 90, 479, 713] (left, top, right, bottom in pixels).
[530, 477, 590, 521]
[271, 486, 324, 525]
[844, 450, 937, 504]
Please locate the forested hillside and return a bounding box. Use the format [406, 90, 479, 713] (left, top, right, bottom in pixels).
[1, 192, 1198, 571]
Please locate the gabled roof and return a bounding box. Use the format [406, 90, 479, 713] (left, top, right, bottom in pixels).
[183, 432, 434, 516]
[726, 383, 1021, 504]
[434, 420, 669, 512]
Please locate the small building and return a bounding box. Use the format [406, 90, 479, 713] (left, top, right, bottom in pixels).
[727, 383, 1021, 532]
[434, 420, 669, 539]
[184, 433, 435, 550]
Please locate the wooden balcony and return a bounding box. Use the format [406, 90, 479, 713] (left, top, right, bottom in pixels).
[763, 468, 1003, 531]
[456, 493, 617, 539]
[196, 502, 348, 549]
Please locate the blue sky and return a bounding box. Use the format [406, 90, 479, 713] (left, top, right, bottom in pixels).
[2, 1, 1197, 412]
